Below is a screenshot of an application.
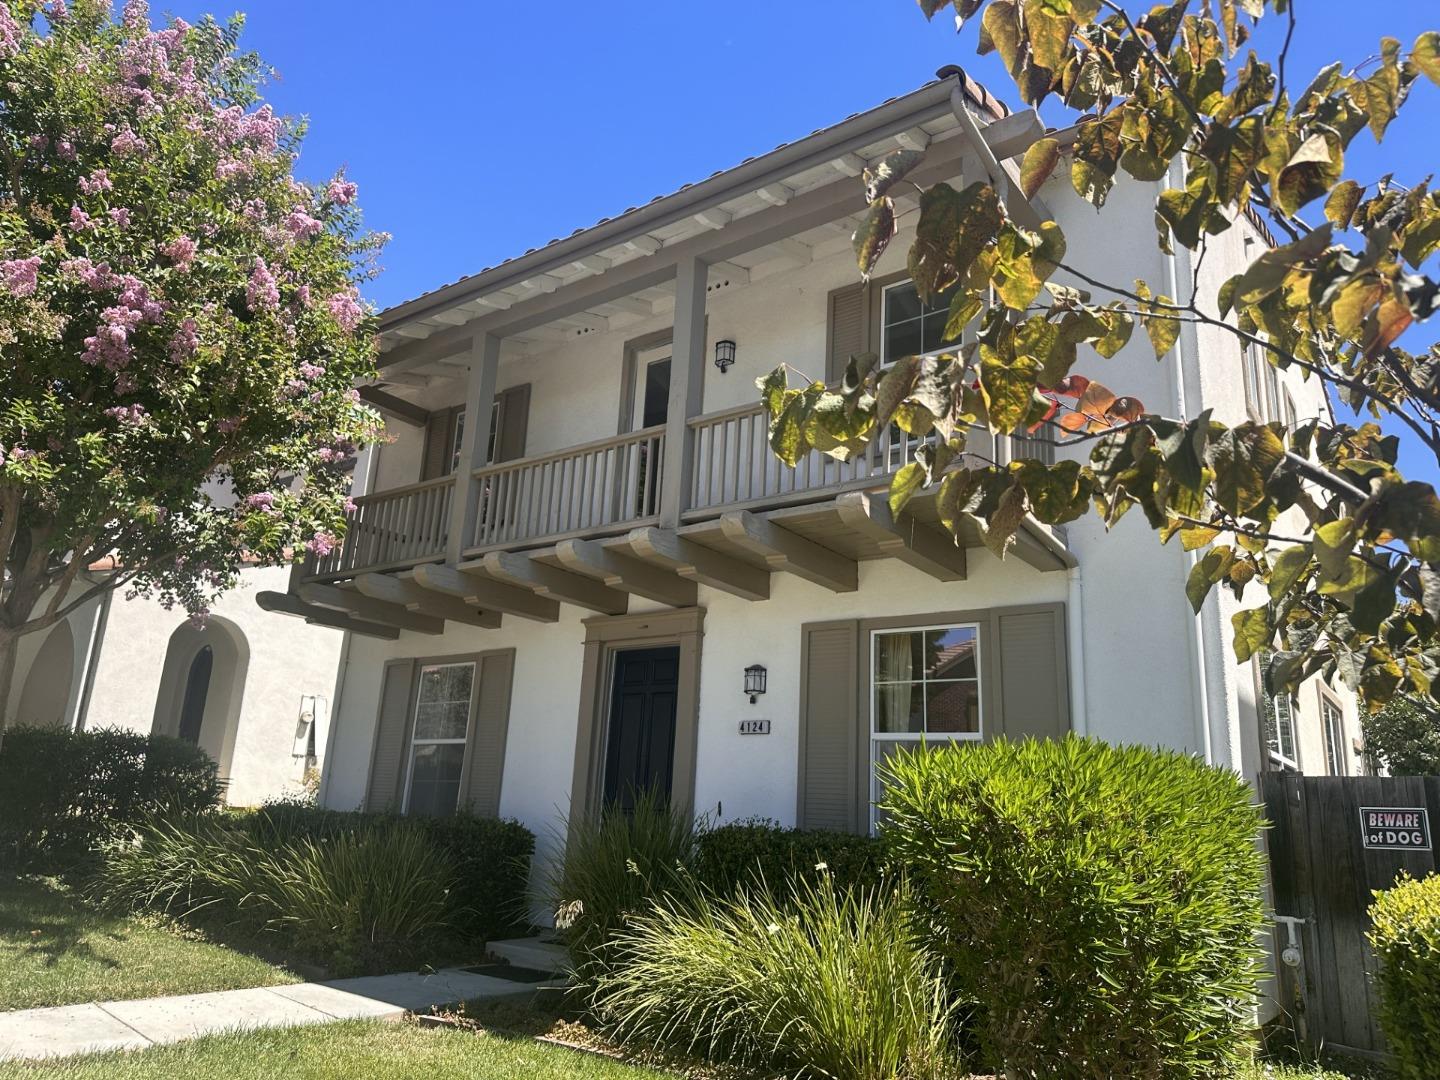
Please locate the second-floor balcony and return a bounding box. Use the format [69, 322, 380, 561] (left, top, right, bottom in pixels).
[310, 395, 1052, 584]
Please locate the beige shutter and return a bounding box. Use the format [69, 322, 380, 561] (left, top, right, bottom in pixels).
[420, 410, 452, 481]
[460, 649, 516, 817]
[995, 605, 1070, 741]
[825, 283, 868, 384]
[366, 658, 416, 811]
[797, 621, 861, 832]
[495, 384, 530, 462]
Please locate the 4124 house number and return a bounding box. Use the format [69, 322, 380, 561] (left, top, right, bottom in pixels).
[738, 719, 771, 736]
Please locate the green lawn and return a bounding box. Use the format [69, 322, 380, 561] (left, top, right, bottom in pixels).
[0, 1020, 672, 1079]
[0, 875, 297, 1011]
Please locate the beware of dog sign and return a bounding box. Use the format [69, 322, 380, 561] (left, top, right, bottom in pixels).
[1359, 807, 1432, 851]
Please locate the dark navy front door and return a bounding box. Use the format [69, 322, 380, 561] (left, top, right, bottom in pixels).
[603, 646, 679, 809]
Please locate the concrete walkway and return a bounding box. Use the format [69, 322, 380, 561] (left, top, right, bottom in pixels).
[0, 966, 556, 1062]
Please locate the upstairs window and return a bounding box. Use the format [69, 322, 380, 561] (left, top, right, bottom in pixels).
[881, 280, 962, 367]
[1258, 650, 1298, 771]
[1320, 691, 1347, 776]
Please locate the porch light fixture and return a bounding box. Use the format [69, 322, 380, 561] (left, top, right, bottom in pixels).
[714, 339, 737, 374]
[744, 664, 767, 704]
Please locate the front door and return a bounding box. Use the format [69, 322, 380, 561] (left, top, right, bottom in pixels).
[603, 646, 680, 810]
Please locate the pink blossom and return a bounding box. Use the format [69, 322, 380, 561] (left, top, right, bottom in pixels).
[110, 128, 146, 157]
[285, 209, 322, 241]
[169, 318, 198, 362]
[326, 176, 357, 205]
[214, 159, 251, 183]
[0, 256, 41, 297]
[44, 1, 67, 23]
[122, 0, 148, 29]
[326, 288, 365, 332]
[107, 207, 132, 229]
[60, 257, 116, 290]
[298, 361, 325, 380]
[246, 258, 279, 313]
[78, 170, 113, 195]
[55, 139, 76, 161]
[103, 403, 147, 424]
[0, 5, 21, 57]
[344, 498, 357, 515]
[69, 206, 95, 231]
[162, 235, 197, 268]
[244, 492, 275, 511]
[305, 531, 338, 557]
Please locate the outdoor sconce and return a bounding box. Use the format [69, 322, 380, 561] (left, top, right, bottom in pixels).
[714, 339, 737, 374]
[744, 664, 767, 704]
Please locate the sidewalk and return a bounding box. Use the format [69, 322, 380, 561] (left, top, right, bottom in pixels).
[0, 966, 559, 1062]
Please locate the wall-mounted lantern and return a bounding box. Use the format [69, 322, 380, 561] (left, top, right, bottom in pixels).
[744, 663, 767, 704]
[714, 339, 737, 374]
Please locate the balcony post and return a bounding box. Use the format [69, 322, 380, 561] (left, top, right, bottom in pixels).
[659, 257, 707, 528]
[447, 331, 501, 562]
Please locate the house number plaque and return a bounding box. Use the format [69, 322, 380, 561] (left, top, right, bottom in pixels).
[738, 719, 771, 735]
[1359, 806, 1432, 851]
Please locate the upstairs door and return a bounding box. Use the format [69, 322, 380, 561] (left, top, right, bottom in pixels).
[631, 346, 671, 432]
[622, 346, 669, 520]
[603, 645, 680, 811]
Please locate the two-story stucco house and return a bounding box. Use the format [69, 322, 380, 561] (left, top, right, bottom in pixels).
[278, 73, 1367, 868]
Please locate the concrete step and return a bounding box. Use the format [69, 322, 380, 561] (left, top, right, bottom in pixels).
[486, 936, 570, 974]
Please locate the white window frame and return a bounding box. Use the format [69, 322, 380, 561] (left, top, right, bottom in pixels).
[869, 621, 982, 831]
[449, 399, 501, 474]
[879, 279, 964, 368]
[1258, 650, 1299, 772]
[1320, 690, 1347, 776]
[401, 661, 475, 816]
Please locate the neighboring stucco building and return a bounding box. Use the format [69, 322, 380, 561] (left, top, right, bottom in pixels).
[6, 560, 342, 807]
[265, 75, 1366, 860]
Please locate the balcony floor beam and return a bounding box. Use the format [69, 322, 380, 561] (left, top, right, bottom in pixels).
[297, 582, 446, 635]
[554, 538, 698, 609]
[719, 509, 857, 593]
[413, 563, 560, 622]
[257, 591, 400, 640]
[834, 492, 967, 581]
[355, 573, 502, 629]
[478, 551, 629, 615]
[626, 527, 770, 601]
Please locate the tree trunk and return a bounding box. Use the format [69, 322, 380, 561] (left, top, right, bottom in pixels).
[0, 629, 17, 757]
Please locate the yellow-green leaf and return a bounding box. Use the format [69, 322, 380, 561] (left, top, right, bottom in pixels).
[1020, 137, 1061, 201]
[853, 197, 896, 278]
[1268, 544, 1311, 600]
[1231, 605, 1272, 662]
[1324, 180, 1363, 229]
[979, 345, 1041, 432]
[1415, 31, 1440, 86]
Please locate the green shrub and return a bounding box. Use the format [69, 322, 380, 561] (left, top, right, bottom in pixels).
[692, 818, 892, 897]
[596, 875, 957, 1080]
[238, 801, 533, 943]
[94, 808, 534, 974]
[0, 725, 221, 869]
[546, 790, 695, 977]
[1368, 872, 1440, 1079]
[880, 736, 1266, 1080]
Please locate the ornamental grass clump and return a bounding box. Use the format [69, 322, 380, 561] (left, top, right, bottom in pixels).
[880, 735, 1266, 1080]
[1368, 872, 1440, 1079]
[545, 789, 696, 979]
[595, 875, 958, 1080]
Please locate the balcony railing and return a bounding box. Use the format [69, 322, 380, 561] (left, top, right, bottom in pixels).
[312, 475, 454, 580]
[468, 424, 665, 552]
[309, 400, 1057, 581]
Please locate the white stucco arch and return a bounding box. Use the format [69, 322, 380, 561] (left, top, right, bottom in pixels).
[15, 623, 77, 729]
[152, 616, 250, 783]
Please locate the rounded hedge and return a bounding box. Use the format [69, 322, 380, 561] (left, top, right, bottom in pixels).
[879, 735, 1266, 1080]
[1369, 872, 1440, 1079]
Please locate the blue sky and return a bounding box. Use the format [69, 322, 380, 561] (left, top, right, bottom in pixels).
[165, 0, 1438, 480]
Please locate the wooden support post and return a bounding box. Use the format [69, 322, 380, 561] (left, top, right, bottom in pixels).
[446, 331, 501, 562]
[658, 257, 707, 528]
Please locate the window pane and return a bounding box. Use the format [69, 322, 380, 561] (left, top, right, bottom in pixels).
[926, 681, 979, 734]
[875, 682, 923, 734]
[924, 627, 977, 680]
[414, 701, 468, 740]
[642, 359, 671, 429]
[920, 310, 961, 354]
[883, 318, 923, 365]
[871, 737, 920, 826]
[875, 632, 922, 682]
[408, 743, 464, 817]
[414, 664, 474, 740]
[885, 283, 923, 323]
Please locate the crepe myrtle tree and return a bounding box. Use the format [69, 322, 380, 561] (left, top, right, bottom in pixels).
[0, 0, 383, 727]
[760, 0, 1440, 713]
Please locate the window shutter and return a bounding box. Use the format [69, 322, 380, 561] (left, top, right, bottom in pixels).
[366, 658, 416, 811]
[420, 411, 452, 481]
[994, 606, 1070, 741]
[495, 384, 530, 463]
[460, 649, 516, 817]
[797, 621, 860, 832]
[825, 283, 867, 384]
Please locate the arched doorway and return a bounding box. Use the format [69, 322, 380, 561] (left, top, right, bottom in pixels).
[153, 618, 249, 783]
[16, 624, 76, 729]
